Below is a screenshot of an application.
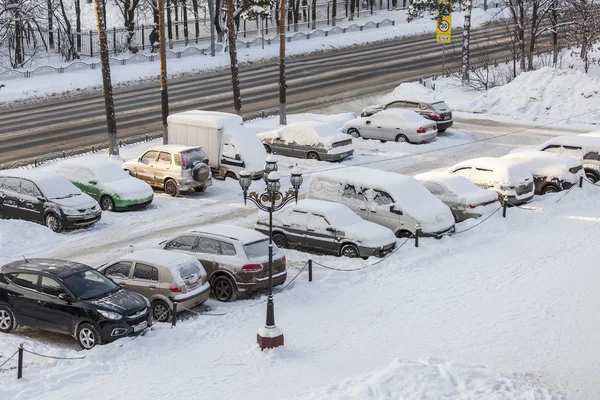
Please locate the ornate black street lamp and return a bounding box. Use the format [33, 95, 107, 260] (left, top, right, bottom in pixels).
[239, 155, 303, 350]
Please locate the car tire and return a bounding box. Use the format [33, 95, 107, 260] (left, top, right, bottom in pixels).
[307, 151, 320, 161]
[164, 179, 179, 197]
[395, 134, 409, 143]
[395, 230, 413, 238]
[100, 195, 115, 211]
[76, 323, 102, 350]
[194, 186, 206, 193]
[264, 144, 272, 154]
[212, 275, 237, 302]
[347, 129, 360, 138]
[152, 300, 172, 323]
[272, 233, 288, 248]
[192, 163, 211, 182]
[45, 213, 63, 233]
[0, 305, 16, 333]
[226, 171, 239, 180]
[439, 129, 447, 133]
[586, 170, 599, 183]
[542, 184, 559, 195]
[124, 169, 133, 177]
[340, 244, 360, 258]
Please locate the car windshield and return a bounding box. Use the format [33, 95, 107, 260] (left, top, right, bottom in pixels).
[325, 206, 363, 226]
[178, 260, 202, 280]
[244, 239, 280, 260]
[62, 269, 119, 300]
[182, 149, 207, 165]
[431, 101, 450, 112]
[91, 163, 130, 182]
[35, 175, 82, 200]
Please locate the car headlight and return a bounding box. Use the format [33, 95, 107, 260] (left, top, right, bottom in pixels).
[142, 296, 150, 307]
[98, 310, 123, 320]
[61, 207, 80, 215]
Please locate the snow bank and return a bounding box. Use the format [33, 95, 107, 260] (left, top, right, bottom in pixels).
[311, 358, 562, 399]
[257, 121, 349, 148]
[0, 220, 64, 264]
[389, 82, 446, 104]
[470, 67, 600, 123]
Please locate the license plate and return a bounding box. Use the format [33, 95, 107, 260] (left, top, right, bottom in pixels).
[444, 116, 451, 120]
[133, 321, 148, 332]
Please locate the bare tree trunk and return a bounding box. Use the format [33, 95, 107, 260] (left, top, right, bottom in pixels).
[192, 0, 200, 42]
[75, 0, 82, 53]
[48, 0, 54, 49]
[349, 0, 355, 20]
[527, 0, 538, 71]
[226, 0, 242, 116]
[153, 0, 159, 24]
[158, 0, 170, 143]
[332, 0, 336, 27]
[94, 0, 119, 156]
[279, 0, 287, 125]
[214, 0, 224, 41]
[182, 0, 188, 45]
[59, 0, 77, 60]
[167, 0, 173, 42]
[311, 0, 316, 29]
[462, 0, 472, 81]
[551, 0, 558, 66]
[14, 20, 23, 67]
[294, 0, 300, 31]
[519, 1, 525, 71]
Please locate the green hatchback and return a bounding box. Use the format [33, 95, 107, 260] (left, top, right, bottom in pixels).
[54, 158, 154, 211]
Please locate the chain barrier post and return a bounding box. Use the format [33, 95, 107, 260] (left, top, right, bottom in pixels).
[414, 224, 420, 248]
[308, 259, 313, 282]
[502, 196, 508, 218]
[17, 344, 23, 379]
[579, 176, 583, 188]
[171, 302, 178, 328]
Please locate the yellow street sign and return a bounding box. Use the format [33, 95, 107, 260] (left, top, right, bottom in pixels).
[436, 1, 452, 43]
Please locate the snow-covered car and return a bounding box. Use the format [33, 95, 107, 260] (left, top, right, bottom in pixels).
[446, 157, 535, 205]
[159, 224, 286, 302]
[342, 109, 438, 143]
[257, 121, 354, 162]
[360, 99, 453, 131]
[307, 166, 455, 238]
[501, 151, 583, 195]
[123, 145, 212, 197]
[511, 135, 600, 183]
[255, 199, 396, 258]
[415, 172, 499, 222]
[0, 169, 101, 232]
[97, 249, 210, 323]
[54, 159, 154, 211]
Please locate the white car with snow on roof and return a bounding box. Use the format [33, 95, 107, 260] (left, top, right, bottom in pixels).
[415, 172, 499, 223]
[342, 109, 438, 143]
[501, 151, 583, 195]
[255, 199, 396, 259]
[307, 166, 455, 239]
[257, 120, 354, 162]
[167, 110, 266, 180]
[53, 158, 154, 211]
[446, 157, 535, 205]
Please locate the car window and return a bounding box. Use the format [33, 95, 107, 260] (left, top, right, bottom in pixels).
[221, 241, 236, 256]
[157, 152, 172, 165]
[62, 270, 118, 300]
[181, 149, 207, 166]
[475, 167, 493, 172]
[244, 239, 277, 260]
[0, 177, 5, 189]
[584, 152, 600, 161]
[452, 167, 471, 172]
[40, 276, 66, 297]
[196, 237, 222, 255]
[373, 190, 394, 205]
[308, 213, 329, 230]
[21, 180, 41, 197]
[104, 261, 133, 279]
[404, 101, 420, 109]
[141, 151, 159, 163]
[12, 273, 39, 290]
[385, 101, 404, 109]
[342, 184, 366, 201]
[179, 260, 202, 280]
[423, 183, 445, 196]
[166, 236, 197, 251]
[133, 263, 159, 282]
[3, 177, 21, 193]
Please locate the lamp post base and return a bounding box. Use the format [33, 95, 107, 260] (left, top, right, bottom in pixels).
[257, 326, 284, 350]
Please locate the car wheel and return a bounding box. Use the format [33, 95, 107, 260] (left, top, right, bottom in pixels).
[212, 275, 237, 302]
[395, 134, 409, 143]
[152, 300, 172, 323]
[124, 169, 133, 176]
[77, 323, 102, 350]
[0, 206, 4, 219]
[194, 186, 206, 193]
[272, 233, 288, 248]
[542, 184, 559, 195]
[586, 171, 599, 183]
[307, 151, 320, 161]
[0, 305, 16, 333]
[164, 179, 179, 197]
[340, 244, 360, 258]
[347, 129, 360, 138]
[264, 144, 272, 154]
[395, 230, 412, 238]
[45, 213, 63, 233]
[226, 171, 239, 180]
[100, 195, 115, 211]
[438, 129, 447, 133]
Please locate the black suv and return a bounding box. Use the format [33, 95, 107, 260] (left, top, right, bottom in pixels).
[0, 259, 151, 349]
[0, 170, 102, 232]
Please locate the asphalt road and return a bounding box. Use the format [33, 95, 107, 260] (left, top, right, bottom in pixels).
[0, 22, 527, 165]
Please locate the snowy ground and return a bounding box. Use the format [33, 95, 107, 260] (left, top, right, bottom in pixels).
[1, 106, 600, 398]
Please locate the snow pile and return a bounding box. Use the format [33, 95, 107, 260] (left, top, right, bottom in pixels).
[257, 120, 349, 148]
[501, 151, 582, 182]
[0, 220, 64, 264]
[311, 358, 562, 399]
[470, 67, 600, 123]
[386, 82, 446, 104]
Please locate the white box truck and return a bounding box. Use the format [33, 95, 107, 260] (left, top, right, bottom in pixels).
[167, 110, 266, 180]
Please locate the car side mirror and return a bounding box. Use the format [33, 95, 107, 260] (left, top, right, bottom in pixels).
[58, 293, 72, 303]
[235, 154, 241, 161]
[326, 227, 335, 232]
[89, 180, 97, 185]
[390, 205, 403, 215]
[37, 196, 46, 202]
[366, 120, 371, 125]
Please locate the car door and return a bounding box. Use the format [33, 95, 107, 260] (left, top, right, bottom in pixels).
[366, 189, 397, 229]
[136, 150, 159, 185]
[155, 152, 173, 188]
[131, 263, 160, 299]
[35, 275, 76, 334]
[471, 168, 494, 189]
[365, 114, 385, 140]
[307, 213, 337, 253]
[18, 179, 45, 223]
[5, 272, 41, 328]
[82, 168, 103, 201]
[194, 236, 222, 275]
[1, 177, 22, 219]
[102, 261, 134, 288]
[284, 209, 309, 247]
[340, 184, 369, 220]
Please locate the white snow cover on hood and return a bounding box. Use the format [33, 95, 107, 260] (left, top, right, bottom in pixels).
[308, 167, 454, 233]
[415, 171, 498, 207]
[446, 157, 534, 187]
[257, 121, 350, 148]
[311, 358, 562, 399]
[0, 169, 80, 199]
[501, 151, 582, 182]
